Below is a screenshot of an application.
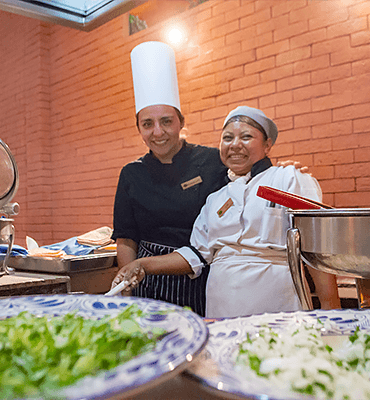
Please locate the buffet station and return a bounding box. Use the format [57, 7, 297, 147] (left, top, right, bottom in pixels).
[1, 138, 370, 399]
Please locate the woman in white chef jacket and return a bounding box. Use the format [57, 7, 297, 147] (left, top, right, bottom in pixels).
[112, 106, 341, 318]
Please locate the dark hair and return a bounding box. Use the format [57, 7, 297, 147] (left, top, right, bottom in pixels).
[223, 115, 268, 141]
[136, 107, 185, 130]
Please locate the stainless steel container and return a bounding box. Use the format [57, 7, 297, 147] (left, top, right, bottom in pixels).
[287, 209, 370, 309]
[0, 139, 19, 277]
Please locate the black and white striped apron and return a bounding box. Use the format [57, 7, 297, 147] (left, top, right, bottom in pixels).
[132, 240, 209, 317]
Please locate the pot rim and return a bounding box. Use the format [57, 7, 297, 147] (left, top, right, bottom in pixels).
[287, 208, 370, 217]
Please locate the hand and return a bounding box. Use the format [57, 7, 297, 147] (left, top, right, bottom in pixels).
[277, 160, 311, 175]
[111, 260, 146, 296]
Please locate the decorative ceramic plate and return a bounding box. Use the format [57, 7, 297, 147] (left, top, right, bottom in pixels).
[187, 309, 370, 400]
[0, 294, 208, 399]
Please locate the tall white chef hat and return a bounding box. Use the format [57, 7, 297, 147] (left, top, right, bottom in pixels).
[130, 41, 181, 114]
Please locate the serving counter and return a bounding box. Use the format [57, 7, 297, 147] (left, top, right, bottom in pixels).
[0, 271, 70, 297]
[6, 253, 119, 294]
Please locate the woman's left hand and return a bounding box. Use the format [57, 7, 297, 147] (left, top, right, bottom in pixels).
[111, 260, 146, 295]
[277, 160, 311, 175]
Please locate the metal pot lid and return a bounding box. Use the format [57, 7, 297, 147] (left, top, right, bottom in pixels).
[287, 208, 370, 217]
[0, 139, 19, 209]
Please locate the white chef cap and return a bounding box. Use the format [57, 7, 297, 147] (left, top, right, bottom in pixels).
[223, 106, 278, 144]
[130, 41, 181, 114]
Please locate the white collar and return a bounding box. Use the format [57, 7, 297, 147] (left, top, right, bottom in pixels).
[227, 169, 251, 183]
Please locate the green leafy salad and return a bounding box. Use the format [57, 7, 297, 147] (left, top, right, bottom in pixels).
[236, 325, 370, 400]
[0, 305, 166, 399]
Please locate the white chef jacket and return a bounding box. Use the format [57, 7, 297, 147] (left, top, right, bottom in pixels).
[175, 165, 322, 318]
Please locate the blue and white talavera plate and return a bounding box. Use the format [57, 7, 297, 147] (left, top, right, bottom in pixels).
[187, 309, 370, 400]
[0, 294, 209, 400]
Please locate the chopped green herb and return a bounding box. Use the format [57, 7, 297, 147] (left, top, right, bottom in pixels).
[0, 305, 166, 399]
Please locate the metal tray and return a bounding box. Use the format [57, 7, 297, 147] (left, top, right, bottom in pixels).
[7, 253, 117, 273]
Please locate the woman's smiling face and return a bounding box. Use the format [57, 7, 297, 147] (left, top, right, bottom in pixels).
[219, 120, 272, 176]
[137, 105, 183, 164]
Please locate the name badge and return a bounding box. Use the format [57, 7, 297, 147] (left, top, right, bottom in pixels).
[181, 176, 203, 190]
[217, 198, 233, 217]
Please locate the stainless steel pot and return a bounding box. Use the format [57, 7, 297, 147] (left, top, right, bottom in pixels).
[287, 209, 370, 309]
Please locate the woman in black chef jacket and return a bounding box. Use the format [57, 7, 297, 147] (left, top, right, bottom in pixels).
[111, 41, 306, 316]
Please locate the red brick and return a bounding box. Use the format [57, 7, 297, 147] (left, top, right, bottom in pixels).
[269, 142, 294, 158]
[186, 120, 214, 135]
[227, 26, 257, 46]
[226, 49, 256, 68]
[312, 120, 353, 139]
[257, 14, 290, 36]
[260, 91, 293, 109]
[201, 106, 229, 121]
[242, 32, 273, 52]
[189, 74, 215, 91]
[230, 74, 260, 91]
[293, 82, 330, 102]
[213, 42, 242, 61]
[240, 7, 271, 29]
[274, 116, 294, 132]
[260, 64, 293, 83]
[272, 0, 307, 18]
[277, 127, 311, 144]
[312, 36, 350, 57]
[353, 118, 370, 137]
[311, 64, 352, 84]
[310, 165, 335, 180]
[315, 149, 354, 166]
[328, 17, 368, 39]
[320, 178, 356, 193]
[215, 89, 246, 106]
[355, 147, 370, 163]
[353, 58, 370, 75]
[277, 73, 310, 92]
[294, 54, 330, 75]
[332, 74, 370, 104]
[333, 103, 370, 122]
[243, 81, 276, 100]
[277, 100, 311, 118]
[212, 20, 240, 39]
[192, 82, 229, 99]
[212, 0, 239, 17]
[357, 177, 370, 192]
[275, 21, 308, 42]
[351, 30, 370, 47]
[309, 7, 349, 31]
[198, 14, 225, 36]
[331, 44, 370, 66]
[333, 134, 363, 151]
[244, 56, 275, 75]
[335, 191, 370, 207]
[312, 93, 354, 112]
[215, 66, 244, 83]
[257, 40, 290, 60]
[276, 46, 311, 66]
[294, 138, 332, 155]
[225, 2, 254, 23]
[272, 154, 314, 167]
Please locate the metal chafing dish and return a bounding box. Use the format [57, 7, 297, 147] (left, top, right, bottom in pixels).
[7, 252, 116, 273]
[0, 139, 19, 277]
[287, 208, 370, 309]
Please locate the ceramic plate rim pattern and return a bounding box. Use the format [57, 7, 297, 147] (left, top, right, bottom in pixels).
[0, 294, 209, 400]
[189, 308, 370, 400]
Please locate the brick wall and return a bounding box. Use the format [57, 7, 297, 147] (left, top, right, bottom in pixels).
[0, 0, 369, 247]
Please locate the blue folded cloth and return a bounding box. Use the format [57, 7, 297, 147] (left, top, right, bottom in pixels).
[42, 236, 98, 256]
[0, 244, 28, 256]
